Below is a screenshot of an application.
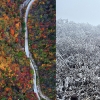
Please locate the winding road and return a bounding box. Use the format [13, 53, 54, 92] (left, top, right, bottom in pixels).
[20, 0, 50, 100]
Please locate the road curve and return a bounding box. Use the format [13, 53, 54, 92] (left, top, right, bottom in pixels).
[20, 0, 50, 100]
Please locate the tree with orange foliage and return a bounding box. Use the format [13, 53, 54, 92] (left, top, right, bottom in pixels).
[7, 0, 10, 3]
[10, 27, 14, 36]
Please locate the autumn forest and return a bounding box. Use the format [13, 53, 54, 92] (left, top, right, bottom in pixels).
[0, 0, 56, 100]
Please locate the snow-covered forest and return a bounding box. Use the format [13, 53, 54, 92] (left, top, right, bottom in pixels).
[56, 19, 100, 100]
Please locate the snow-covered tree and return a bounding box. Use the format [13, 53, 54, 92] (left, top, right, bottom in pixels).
[57, 19, 100, 100]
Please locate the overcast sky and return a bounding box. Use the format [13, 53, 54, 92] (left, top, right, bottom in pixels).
[56, 0, 100, 26]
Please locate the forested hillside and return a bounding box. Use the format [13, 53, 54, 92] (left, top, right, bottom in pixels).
[0, 0, 38, 99]
[57, 19, 100, 100]
[27, 0, 56, 99]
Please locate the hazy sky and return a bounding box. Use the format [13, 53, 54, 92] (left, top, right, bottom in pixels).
[56, 0, 100, 26]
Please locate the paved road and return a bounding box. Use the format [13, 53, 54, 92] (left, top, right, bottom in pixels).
[20, 0, 50, 100]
